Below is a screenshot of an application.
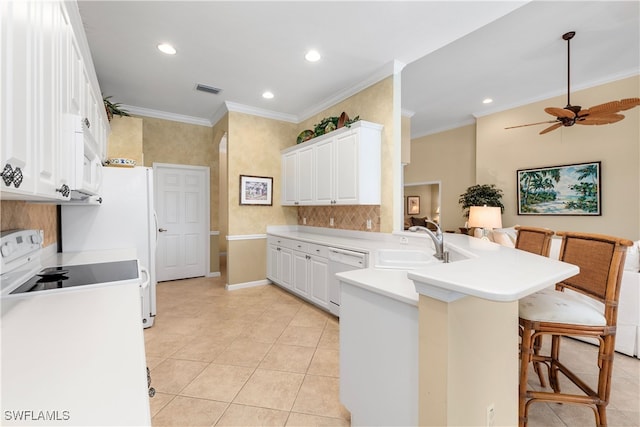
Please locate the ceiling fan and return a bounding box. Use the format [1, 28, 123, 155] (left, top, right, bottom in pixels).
[506, 31, 640, 135]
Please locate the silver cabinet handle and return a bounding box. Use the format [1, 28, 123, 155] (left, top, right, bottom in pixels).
[158, 228, 168, 232]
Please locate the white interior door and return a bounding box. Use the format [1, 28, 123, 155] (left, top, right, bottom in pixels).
[154, 163, 209, 282]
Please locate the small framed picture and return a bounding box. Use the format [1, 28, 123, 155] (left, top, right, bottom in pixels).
[407, 196, 420, 215]
[239, 175, 273, 206]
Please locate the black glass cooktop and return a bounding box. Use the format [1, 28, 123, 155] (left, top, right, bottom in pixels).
[10, 260, 139, 294]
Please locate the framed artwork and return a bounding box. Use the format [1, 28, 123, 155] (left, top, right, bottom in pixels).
[239, 175, 273, 206]
[407, 196, 420, 215]
[517, 161, 601, 216]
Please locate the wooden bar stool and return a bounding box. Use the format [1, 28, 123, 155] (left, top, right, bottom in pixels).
[518, 231, 633, 427]
[514, 226, 555, 385]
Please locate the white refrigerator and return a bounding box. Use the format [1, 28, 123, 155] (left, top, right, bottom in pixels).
[61, 166, 157, 328]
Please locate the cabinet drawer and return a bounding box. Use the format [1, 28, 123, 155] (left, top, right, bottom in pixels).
[291, 241, 309, 253]
[308, 243, 329, 258]
[268, 236, 293, 249]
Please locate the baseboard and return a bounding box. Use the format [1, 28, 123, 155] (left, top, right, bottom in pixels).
[225, 279, 270, 291]
[206, 272, 221, 278]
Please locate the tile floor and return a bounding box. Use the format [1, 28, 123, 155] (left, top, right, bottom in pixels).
[145, 261, 639, 426]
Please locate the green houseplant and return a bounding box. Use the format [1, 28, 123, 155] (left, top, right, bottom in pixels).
[103, 95, 130, 121]
[458, 184, 504, 219]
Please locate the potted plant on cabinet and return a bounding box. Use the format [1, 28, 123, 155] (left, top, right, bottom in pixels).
[103, 95, 130, 122]
[458, 184, 504, 234]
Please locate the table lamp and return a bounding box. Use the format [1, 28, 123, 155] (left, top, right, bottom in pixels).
[468, 206, 502, 240]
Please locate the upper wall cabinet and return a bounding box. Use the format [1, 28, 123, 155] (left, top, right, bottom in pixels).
[281, 121, 383, 206]
[0, 0, 109, 201]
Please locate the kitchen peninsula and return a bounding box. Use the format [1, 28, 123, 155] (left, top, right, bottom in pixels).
[337, 233, 579, 427]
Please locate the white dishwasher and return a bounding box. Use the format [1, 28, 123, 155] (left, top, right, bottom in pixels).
[327, 247, 368, 316]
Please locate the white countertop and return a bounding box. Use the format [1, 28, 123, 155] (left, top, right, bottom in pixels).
[267, 226, 579, 304]
[1, 249, 151, 426]
[407, 233, 579, 302]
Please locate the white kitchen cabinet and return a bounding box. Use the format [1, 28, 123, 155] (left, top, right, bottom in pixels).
[0, 0, 108, 201]
[281, 145, 314, 206]
[281, 121, 382, 206]
[268, 235, 330, 311]
[0, 1, 69, 201]
[267, 237, 293, 290]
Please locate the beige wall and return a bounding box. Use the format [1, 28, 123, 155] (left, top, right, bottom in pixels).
[106, 116, 143, 165]
[404, 184, 437, 224]
[406, 124, 476, 232]
[476, 75, 640, 240]
[225, 112, 298, 285]
[141, 116, 221, 272]
[297, 77, 397, 232]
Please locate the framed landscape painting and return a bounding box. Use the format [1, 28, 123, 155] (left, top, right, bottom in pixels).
[517, 161, 601, 216]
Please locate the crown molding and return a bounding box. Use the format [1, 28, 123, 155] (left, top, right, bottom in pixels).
[122, 104, 212, 127]
[224, 102, 298, 123]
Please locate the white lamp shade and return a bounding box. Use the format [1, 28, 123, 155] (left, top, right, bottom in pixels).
[468, 206, 502, 229]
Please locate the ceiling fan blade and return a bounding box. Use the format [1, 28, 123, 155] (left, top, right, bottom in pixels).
[577, 114, 625, 125]
[505, 120, 558, 130]
[539, 123, 563, 134]
[584, 98, 640, 116]
[544, 107, 575, 119]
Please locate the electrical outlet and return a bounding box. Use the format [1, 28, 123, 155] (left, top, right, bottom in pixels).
[302, 217, 307, 225]
[486, 404, 495, 427]
[366, 219, 372, 230]
[330, 217, 334, 226]
[400, 236, 409, 244]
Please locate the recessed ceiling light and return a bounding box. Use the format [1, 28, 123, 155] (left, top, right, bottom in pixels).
[262, 91, 274, 99]
[483, 98, 493, 104]
[157, 43, 176, 55]
[305, 50, 321, 62]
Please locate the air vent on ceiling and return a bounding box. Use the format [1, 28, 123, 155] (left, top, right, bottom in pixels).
[196, 84, 222, 95]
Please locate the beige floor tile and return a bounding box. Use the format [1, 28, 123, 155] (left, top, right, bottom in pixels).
[152, 395, 227, 426]
[307, 348, 339, 378]
[317, 327, 339, 350]
[145, 332, 196, 358]
[171, 335, 234, 362]
[181, 363, 253, 402]
[149, 392, 174, 417]
[214, 338, 272, 368]
[285, 412, 350, 427]
[146, 355, 166, 370]
[259, 344, 315, 373]
[290, 306, 329, 329]
[215, 403, 289, 426]
[276, 325, 323, 348]
[234, 369, 305, 411]
[151, 358, 209, 394]
[292, 375, 349, 420]
[238, 320, 289, 344]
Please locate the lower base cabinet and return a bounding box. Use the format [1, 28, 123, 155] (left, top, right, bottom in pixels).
[267, 236, 331, 313]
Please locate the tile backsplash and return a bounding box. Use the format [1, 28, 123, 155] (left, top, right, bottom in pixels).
[297, 205, 380, 232]
[0, 201, 57, 247]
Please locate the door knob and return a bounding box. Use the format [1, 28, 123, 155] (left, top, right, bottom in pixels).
[158, 228, 168, 232]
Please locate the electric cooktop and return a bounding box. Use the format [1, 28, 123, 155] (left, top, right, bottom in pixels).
[10, 260, 139, 294]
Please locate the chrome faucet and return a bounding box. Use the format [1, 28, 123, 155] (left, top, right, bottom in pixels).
[409, 221, 446, 261]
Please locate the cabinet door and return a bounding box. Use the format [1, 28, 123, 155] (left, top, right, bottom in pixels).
[292, 250, 309, 296]
[334, 131, 359, 204]
[281, 151, 298, 205]
[267, 244, 279, 281]
[309, 255, 329, 309]
[0, 2, 36, 196]
[314, 138, 334, 204]
[279, 247, 293, 290]
[297, 145, 314, 204]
